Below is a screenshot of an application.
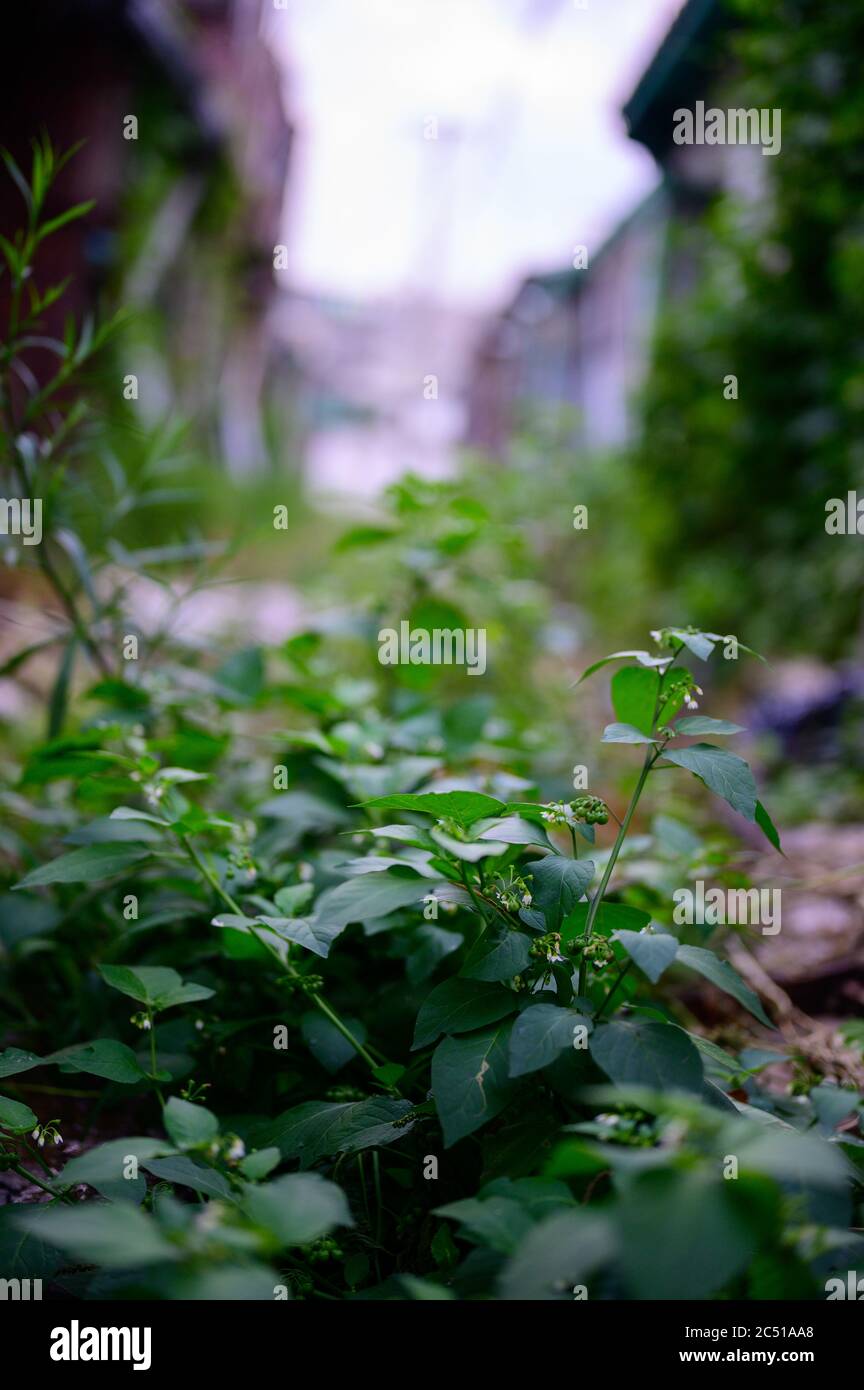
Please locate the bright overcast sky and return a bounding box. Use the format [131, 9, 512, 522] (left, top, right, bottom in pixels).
[266, 0, 685, 310]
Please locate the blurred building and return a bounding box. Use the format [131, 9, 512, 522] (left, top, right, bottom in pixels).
[273, 290, 484, 497]
[1, 0, 293, 473]
[466, 0, 767, 455]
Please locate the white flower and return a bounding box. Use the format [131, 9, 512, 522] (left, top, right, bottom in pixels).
[195, 1201, 224, 1233]
[226, 1138, 246, 1162]
[298, 862, 314, 882]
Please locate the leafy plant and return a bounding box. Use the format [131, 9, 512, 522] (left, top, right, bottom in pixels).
[1, 152, 861, 1304]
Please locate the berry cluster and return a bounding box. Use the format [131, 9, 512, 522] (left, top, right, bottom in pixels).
[571, 795, 609, 825]
[491, 867, 533, 912]
[306, 1236, 344, 1264]
[529, 930, 563, 962]
[568, 932, 614, 970]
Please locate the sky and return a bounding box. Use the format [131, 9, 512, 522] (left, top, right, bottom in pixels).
[266, 0, 686, 310]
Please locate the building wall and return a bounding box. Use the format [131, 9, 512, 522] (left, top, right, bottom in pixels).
[465, 0, 763, 459]
[0, 1, 293, 473]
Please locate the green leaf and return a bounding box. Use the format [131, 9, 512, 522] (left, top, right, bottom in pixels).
[349, 823, 434, 849]
[406, 924, 463, 983]
[733, 1125, 851, 1187]
[262, 1098, 416, 1165]
[413, 978, 517, 1049]
[214, 646, 265, 703]
[167, 1263, 282, 1301]
[472, 816, 553, 849]
[35, 199, 95, 243]
[660, 743, 757, 821]
[690, 1035, 745, 1084]
[589, 1019, 704, 1094]
[0, 1047, 43, 1078]
[602, 723, 658, 744]
[430, 827, 508, 861]
[46, 1039, 149, 1084]
[561, 901, 651, 942]
[371, 1063, 406, 1088]
[335, 524, 398, 551]
[499, 1211, 615, 1299]
[612, 928, 678, 983]
[312, 872, 432, 931]
[142, 1155, 232, 1199]
[110, 806, 171, 826]
[575, 650, 671, 685]
[272, 883, 315, 916]
[460, 932, 533, 981]
[431, 1022, 517, 1147]
[99, 964, 214, 1012]
[243, 1173, 352, 1246]
[508, 1004, 590, 1077]
[398, 1274, 455, 1300]
[59, 1137, 168, 1190]
[435, 1194, 533, 1253]
[48, 636, 76, 740]
[13, 842, 151, 889]
[239, 1147, 281, 1181]
[529, 857, 594, 929]
[665, 628, 716, 661]
[675, 944, 773, 1027]
[254, 915, 345, 960]
[673, 716, 746, 736]
[755, 799, 783, 853]
[13, 1202, 179, 1268]
[611, 666, 661, 736]
[809, 1084, 859, 1134]
[360, 791, 505, 825]
[619, 1168, 755, 1299]
[163, 1097, 220, 1150]
[0, 1095, 38, 1133]
[301, 1012, 367, 1073]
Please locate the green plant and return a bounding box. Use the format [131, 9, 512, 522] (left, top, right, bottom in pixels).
[3, 616, 862, 1301]
[630, 0, 864, 658]
[1, 144, 862, 1306]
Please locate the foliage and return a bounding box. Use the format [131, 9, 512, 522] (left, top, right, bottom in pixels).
[631, 0, 864, 657]
[1, 148, 862, 1303]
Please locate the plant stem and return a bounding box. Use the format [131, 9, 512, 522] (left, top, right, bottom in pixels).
[21, 1135, 54, 1177]
[180, 834, 382, 1078]
[577, 645, 682, 999]
[10, 1159, 76, 1205]
[595, 959, 634, 1022]
[147, 1011, 165, 1106]
[578, 749, 655, 996]
[460, 863, 489, 923]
